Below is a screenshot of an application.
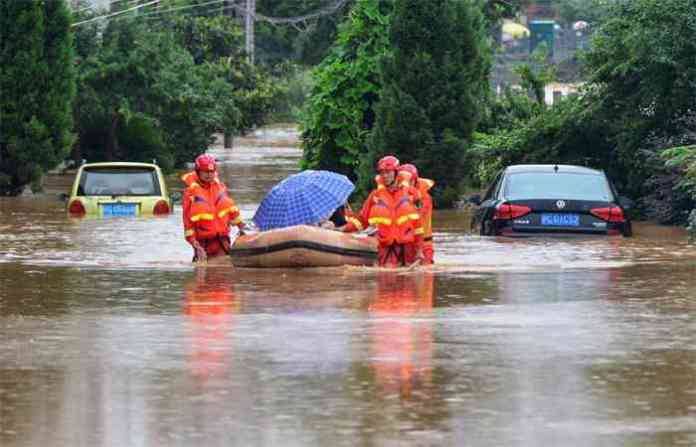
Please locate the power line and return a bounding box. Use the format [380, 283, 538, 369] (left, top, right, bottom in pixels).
[77, 0, 139, 12]
[111, 0, 227, 21]
[226, 0, 348, 25]
[72, 0, 161, 27]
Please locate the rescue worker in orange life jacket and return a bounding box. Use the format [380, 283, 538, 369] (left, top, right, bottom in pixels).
[399, 163, 435, 265]
[339, 155, 424, 267]
[182, 154, 246, 262]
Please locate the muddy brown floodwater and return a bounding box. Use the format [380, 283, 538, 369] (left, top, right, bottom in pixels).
[2, 125, 696, 446]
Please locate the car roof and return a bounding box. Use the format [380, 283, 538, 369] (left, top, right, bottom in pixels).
[504, 164, 603, 175]
[80, 162, 159, 169]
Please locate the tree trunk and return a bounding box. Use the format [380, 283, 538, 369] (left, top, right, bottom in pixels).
[224, 132, 233, 149]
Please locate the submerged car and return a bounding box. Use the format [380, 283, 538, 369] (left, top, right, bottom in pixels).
[67, 162, 171, 217]
[470, 164, 632, 237]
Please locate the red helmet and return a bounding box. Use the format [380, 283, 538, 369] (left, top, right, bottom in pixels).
[377, 155, 400, 172]
[195, 154, 216, 172]
[399, 163, 419, 181]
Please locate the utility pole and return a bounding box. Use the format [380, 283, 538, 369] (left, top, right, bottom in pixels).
[245, 0, 255, 65]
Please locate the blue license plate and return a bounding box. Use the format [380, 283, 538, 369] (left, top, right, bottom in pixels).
[102, 203, 137, 217]
[541, 213, 580, 227]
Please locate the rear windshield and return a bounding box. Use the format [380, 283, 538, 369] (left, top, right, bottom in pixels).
[504, 172, 614, 201]
[78, 167, 160, 196]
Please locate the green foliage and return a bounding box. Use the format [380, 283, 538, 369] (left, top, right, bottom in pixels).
[584, 0, 696, 145]
[300, 0, 392, 178]
[663, 145, 696, 201]
[161, 13, 280, 134]
[255, 0, 353, 66]
[471, 94, 614, 186]
[0, 0, 76, 195]
[74, 10, 281, 169]
[75, 20, 238, 168]
[475, 0, 696, 224]
[365, 0, 491, 206]
[269, 63, 314, 122]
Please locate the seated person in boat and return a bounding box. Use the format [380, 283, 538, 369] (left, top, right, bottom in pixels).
[182, 154, 246, 262]
[339, 155, 424, 267]
[317, 203, 354, 229]
[399, 163, 435, 265]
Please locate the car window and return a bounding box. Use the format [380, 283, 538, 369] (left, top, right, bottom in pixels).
[504, 172, 614, 201]
[483, 172, 502, 201]
[78, 167, 161, 196]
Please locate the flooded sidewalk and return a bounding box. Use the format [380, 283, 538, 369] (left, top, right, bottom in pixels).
[2, 125, 696, 446]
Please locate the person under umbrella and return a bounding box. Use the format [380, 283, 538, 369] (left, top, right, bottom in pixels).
[253, 170, 355, 231]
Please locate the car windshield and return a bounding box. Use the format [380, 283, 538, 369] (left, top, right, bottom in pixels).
[504, 172, 614, 201]
[78, 167, 160, 196]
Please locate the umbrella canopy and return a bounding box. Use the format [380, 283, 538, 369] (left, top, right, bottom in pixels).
[502, 21, 530, 39]
[253, 170, 355, 231]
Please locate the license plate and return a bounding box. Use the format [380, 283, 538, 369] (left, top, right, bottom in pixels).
[541, 213, 580, 227]
[102, 203, 137, 217]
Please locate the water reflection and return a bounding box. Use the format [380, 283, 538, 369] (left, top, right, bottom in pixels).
[3, 126, 696, 446]
[368, 272, 434, 399]
[183, 268, 238, 381]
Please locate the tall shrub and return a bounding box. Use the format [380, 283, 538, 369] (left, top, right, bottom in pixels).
[300, 0, 392, 179]
[0, 0, 75, 194]
[364, 0, 490, 206]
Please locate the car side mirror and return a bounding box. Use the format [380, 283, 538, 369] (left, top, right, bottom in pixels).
[469, 194, 481, 206]
[619, 196, 634, 210]
[59, 193, 70, 203]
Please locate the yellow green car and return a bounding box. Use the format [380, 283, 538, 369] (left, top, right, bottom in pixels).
[67, 162, 171, 217]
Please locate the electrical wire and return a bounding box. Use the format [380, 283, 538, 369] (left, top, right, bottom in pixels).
[111, 0, 228, 21]
[226, 0, 349, 25]
[72, 0, 161, 27]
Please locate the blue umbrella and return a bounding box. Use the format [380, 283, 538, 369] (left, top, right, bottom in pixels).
[253, 170, 355, 231]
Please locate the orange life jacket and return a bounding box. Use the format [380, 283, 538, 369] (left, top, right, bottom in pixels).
[365, 175, 422, 245]
[415, 178, 434, 239]
[182, 171, 240, 241]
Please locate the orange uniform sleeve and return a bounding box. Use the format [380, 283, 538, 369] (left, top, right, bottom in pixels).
[343, 192, 374, 232]
[182, 187, 196, 245]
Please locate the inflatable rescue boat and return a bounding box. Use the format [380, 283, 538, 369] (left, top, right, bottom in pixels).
[229, 225, 378, 268]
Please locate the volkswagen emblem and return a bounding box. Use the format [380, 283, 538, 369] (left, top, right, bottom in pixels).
[556, 200, 566, 209]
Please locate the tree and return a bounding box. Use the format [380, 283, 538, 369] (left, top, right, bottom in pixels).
[255, 0, 354, 66]
[365, 0, 490, 206]
[583, 0, 696, 195]
[0, 0, 75, 195]
[300, 0, 392, 178]
[75, 20, 239, 169]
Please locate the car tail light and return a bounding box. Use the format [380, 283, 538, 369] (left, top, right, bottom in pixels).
[590, 206, 625, 223]
[68, 199, 86, 216]
[493, 203, 531, 220]
[153, 200, 170, 215]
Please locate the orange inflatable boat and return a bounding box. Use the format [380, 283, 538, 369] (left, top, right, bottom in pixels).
[229, 225, 378, 268]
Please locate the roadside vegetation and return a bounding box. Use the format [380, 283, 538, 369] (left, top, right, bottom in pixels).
[1, 0, 695, 230]
[302, 0, 696, 222]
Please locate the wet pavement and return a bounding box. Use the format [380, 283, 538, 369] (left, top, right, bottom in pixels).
[2, 125, 696, 446]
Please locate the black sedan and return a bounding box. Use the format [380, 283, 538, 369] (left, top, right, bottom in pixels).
[470, 165, 633, 237]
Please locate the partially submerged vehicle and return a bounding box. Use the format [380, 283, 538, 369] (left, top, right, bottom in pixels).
[470, 164, 633, 237]
[229, 225, 377, 268]
[67, 162, 171, 217]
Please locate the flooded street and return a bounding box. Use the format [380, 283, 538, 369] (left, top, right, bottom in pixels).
[2, 126, 696, 446]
